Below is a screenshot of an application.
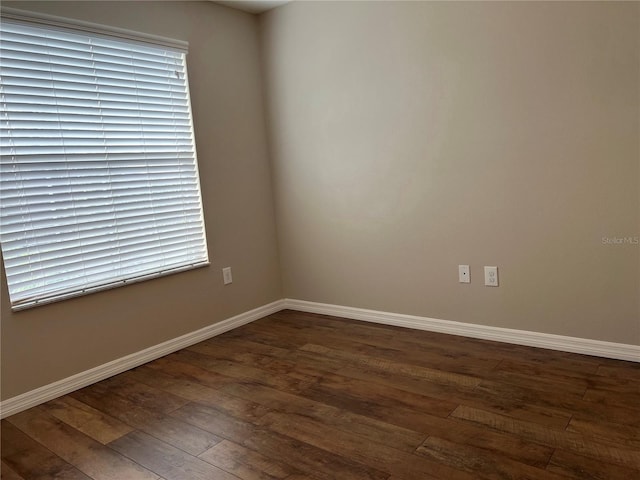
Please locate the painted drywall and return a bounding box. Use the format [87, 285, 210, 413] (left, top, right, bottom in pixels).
[0, 1, 282, 400]
[260, 1, 640, 344]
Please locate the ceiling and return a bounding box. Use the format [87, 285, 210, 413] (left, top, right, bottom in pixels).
[213, 1, 291, 14]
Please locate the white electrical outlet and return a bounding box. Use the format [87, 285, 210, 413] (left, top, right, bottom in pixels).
[222, 267, 233, 285]
[458, 265, 470, 283]
[484, 266, 498, 286]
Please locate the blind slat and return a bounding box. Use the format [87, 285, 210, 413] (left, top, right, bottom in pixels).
[6, 229, 206, 272]
[1, 211, 204, 240]
[1, 204, 204, 233]
[9, 247, 206, 293]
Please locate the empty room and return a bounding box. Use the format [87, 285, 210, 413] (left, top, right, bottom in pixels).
[1, 0, 638, 479]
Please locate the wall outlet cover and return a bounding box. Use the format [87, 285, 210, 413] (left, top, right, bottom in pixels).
[484, 266, 498, 286]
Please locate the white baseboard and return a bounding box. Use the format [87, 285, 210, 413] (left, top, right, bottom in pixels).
[3, 297, 638, 418]
[283, 299, 640, 363]
[0, 299, 285, 419]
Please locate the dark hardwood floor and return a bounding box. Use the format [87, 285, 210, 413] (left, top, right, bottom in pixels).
[2, 309, 640, 479]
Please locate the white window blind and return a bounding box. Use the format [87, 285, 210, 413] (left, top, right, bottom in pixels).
[0, 13, 209, 311]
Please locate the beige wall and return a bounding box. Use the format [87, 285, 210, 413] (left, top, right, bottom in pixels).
[0, 1, 282, 400]
[260, 1, 640, 344]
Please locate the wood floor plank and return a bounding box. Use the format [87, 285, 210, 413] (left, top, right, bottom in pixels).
[258, 411, 474, 480]
[140, 356, 319, 427]
[450, 404, 640, 470]
[302, 331, 500, 377]
[170, 349, 315, 394]
[198, 439, 297, 480]
[158, 365, 426, 453]
[299, 343, 482, 389]
[108, 430, 240, 480]
[180, 348, 432, 451]
[261, 312, 399, 343]
[596, 363, 640, 381]
[328, 319, 601, 374]
[415, 436, 568, 480]
[571, 401, 640, 428]
[547, 448, 640, 480]
[566, 416, 640, 448]
[145, 353, 240, 389]
[485, 361, 589, 397]
[286, 356, 459, 415]
[1, 461, 26, 480]
[270, 322, 584, 426]
[250, 315, 494, 374]
[582, 387, 640, 411]
[243, 430, 388, 480]
[245, 316, 501, 377]
[40, 395, 133, 445]
[69, 383, 222, 456]
[86, 373, 190, 414]
[250, 384, 427, 452]
[194, 336, 298, 369]
[170, 402, 388, 480]
[6, 408, 160, 480]
[120, 366, 271, 422]
[169, 402, 258, 444]
[1, 421, 91, 480]
[288, 346, 572, 430]
[474, 377, 640, 428]
[296, 369, 457, 433]
[188, 338, 290, 364]
[439, 417, 555, 467]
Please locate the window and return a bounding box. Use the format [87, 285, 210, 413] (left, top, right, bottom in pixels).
[0, 10, 209, 311]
